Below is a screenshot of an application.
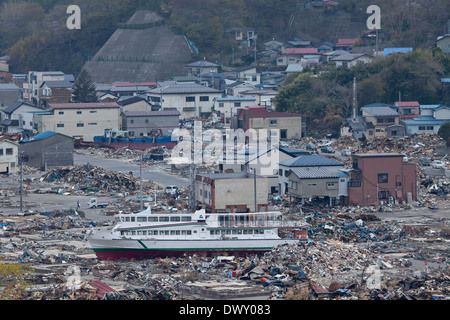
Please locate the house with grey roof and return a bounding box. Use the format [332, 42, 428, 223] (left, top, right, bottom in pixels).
[121, 110, 180, 137]
[0, 83, 20, 107]
[186, 60, 219, 76]
[0, 102, 43, 135]
[278, 154, 344, 195]
[360, 105, 404, 138]
[330, 53, 373, 67]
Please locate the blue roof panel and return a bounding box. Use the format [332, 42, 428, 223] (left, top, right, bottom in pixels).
[280, 155, 343, 167]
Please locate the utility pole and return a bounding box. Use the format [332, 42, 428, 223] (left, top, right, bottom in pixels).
[139, 153, 143, 210]
[19, 151, 23, 212]
[352, 77, 357, 119]
[253, 168, 257, 212]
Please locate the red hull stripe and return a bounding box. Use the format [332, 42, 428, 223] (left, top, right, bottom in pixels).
[93, 248, 271, 260]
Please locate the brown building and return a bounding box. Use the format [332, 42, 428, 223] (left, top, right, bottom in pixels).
[348, 153, 417, 206]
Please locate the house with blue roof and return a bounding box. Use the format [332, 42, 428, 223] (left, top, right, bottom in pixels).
[402, 104, 450, 135]
[278, 154, 344, 195]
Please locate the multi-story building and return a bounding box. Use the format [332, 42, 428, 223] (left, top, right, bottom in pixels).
[347, 153, 417, 206]
[33, 102, 121, 141]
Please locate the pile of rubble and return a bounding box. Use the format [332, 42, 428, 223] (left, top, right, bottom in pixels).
[40, 164, 138, 193]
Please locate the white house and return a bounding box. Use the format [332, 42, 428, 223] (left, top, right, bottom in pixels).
[0, 102, 43, 134]
[146, 83, 222, 119]
[0, 139, 19, 174]
[402, 104, 450, 135]
[330, 53, 373, 68]
[213, 97, 256, 126]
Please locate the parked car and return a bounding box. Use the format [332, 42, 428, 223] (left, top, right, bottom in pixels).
[419, 157, 431, 166]
[305, 143, 317, 151]
[432, 160, 446, 169]
[279, 141, 289, 148]
[341, 149, 351, 157]
[320, 146, 335, 154]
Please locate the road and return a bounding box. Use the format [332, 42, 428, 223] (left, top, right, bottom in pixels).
[74, 153, 189, 187]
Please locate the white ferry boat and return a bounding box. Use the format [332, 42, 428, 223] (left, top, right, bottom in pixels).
[88, 207, 308, 260]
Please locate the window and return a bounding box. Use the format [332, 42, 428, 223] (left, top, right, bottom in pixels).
[378, 190, 389, 199]
[378, 173, 388, 183]
[130, 120, 134, 124]
[418, 126, 426, 131]
[145, 119, 149, 124]
[77, 123, 84, 127]
[426, 126, 434, 130]
[307, 183, 317, 187]
[77, 111, 82, 114]
[88, 123, 97, 126]
[58, 111, 64, 115]
[219, 103, 224, 108]
[57, 123, 64, 128]
[200, 96, 209, 102]
[90, 110, 97, 114]
[186, 96, 195, 102]
[159, 217, 169, 222]
[270, 119, 278, 126]
[5, 148, 13, 155]
[327, 182, 336, 189]
[137, 217, 147, 222]
[181, 216, 192, 222]
[234, 102, 241, 107]
[0, 149, 3, 156]
[170, 216, 180, 222]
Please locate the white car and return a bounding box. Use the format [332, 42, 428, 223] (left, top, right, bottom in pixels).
[432, 160, 446, 169]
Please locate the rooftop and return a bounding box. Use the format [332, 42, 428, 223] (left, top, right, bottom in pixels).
[280, 155, 343, 167]
[361, 106, 399, 116]
[122, 110, 180, 117]
[48, 102, 120, 109]
[147, 83, 222, 95]
[288, 167, 339, 179]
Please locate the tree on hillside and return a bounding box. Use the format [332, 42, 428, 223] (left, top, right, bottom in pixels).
[438, 122, 450, 147]
[71, 69, 98, 103]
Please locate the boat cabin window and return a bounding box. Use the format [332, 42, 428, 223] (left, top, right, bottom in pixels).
[137, 217, 147, 222]
[125, 217, 130, 222]
[170, 216, 181, 222]
[148, 217, 158, 222]
[130, 217, 135, 222]
[181, 216, 192, 222]
[159, 217, 170, 222]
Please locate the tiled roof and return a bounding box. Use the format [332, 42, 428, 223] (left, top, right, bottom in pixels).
[285, 48, 319, 55]
[48, 102, 120, 109]
[288, 167, 339, 179]
[122, 110, 180, 117]
[280, 155, 343, 167]
[361, 106, 398, 116]
[147, 83, 222, 94]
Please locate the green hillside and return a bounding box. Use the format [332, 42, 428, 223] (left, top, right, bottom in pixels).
[1, 0, 448, 75]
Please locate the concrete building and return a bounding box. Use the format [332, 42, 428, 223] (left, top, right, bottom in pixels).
[195, 172, 269, 213]
[118, 96, 153, 112]
[19, 131, 74, 170]
[402, 104, 450, 135]
[186, 61, 219, 76]
[146, 83, 222, 119]
[236, 107, 304, 139]
[0, 139, 19, 174]
[23, 71, 74, 105]
[121, 110, 180, 137]
[33, 102, 121, 141]
[347, 153, 417, 206]
[213, 97, 256, 127]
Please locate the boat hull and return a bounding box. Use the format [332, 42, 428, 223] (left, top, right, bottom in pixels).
[88, 233, 302, 260]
